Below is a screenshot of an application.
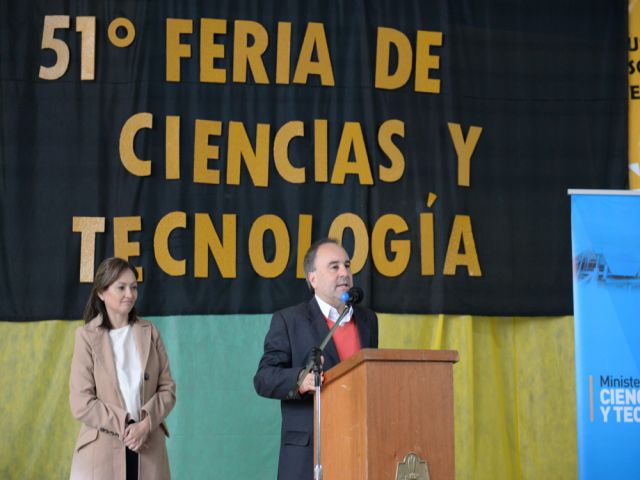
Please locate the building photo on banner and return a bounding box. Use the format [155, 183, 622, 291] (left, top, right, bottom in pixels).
[0, 0, 634, 479]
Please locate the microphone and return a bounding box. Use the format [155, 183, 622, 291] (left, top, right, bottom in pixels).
[341, 286, 364, 305]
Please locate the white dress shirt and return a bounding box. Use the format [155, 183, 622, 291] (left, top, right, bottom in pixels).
[315, 295, 353, 325]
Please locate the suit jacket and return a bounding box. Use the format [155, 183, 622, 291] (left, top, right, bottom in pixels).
[69, 316, 176, 480]
[254, 298, 378, 480]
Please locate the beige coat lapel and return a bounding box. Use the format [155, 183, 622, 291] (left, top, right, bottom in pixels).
[89, 317, 126, 409]
[132, 320, 151, 397]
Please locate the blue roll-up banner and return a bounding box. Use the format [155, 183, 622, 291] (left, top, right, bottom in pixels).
[570, 190, 640, 479]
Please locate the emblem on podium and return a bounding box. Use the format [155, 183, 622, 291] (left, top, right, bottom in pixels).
[395, 452, 430, 480]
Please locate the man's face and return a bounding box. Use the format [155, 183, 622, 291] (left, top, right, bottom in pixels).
[308, 243, 353, 309]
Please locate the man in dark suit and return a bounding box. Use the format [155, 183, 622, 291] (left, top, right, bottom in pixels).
[254, 238, 379, 480]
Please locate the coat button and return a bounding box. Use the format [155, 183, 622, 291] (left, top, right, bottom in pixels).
[144, 372, 149, 380]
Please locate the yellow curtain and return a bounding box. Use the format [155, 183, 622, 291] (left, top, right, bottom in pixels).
[379, 314, 577, 480]
[0, 321, 80, 479]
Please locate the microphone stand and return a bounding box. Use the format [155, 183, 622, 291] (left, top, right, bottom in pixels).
[292, 302, 352, 480]
[313, 349, 323, 480]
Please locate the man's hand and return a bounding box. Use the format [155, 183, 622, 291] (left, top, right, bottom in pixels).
[298, 370, 324, 394]
[298, 349, 325, 394]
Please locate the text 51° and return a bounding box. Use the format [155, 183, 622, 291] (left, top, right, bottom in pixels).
[38, 15, 135, 80]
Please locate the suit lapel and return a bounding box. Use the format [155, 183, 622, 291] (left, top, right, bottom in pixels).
[353, 305, 371, 348]
[307, 298, 341, 367]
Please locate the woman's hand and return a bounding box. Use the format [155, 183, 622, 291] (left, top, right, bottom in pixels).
[123, 416, 151, 452]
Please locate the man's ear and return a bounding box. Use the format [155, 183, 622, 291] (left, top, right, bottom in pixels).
[308, 271, 317, 290]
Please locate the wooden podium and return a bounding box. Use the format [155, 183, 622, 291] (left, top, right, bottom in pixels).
[316, 348, 459, 479]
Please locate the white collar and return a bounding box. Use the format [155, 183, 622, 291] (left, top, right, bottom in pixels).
[315, 295, 353, 325]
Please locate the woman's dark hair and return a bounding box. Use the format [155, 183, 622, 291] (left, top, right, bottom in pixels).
[83, 257, 139, 329]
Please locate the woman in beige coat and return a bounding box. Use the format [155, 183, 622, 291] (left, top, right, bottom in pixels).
[69, 257, 176, 479]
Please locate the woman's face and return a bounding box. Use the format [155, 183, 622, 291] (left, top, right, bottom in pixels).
[98, 268, 138, 320]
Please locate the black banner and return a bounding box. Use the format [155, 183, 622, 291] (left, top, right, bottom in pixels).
[0, 1, 628, 320]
